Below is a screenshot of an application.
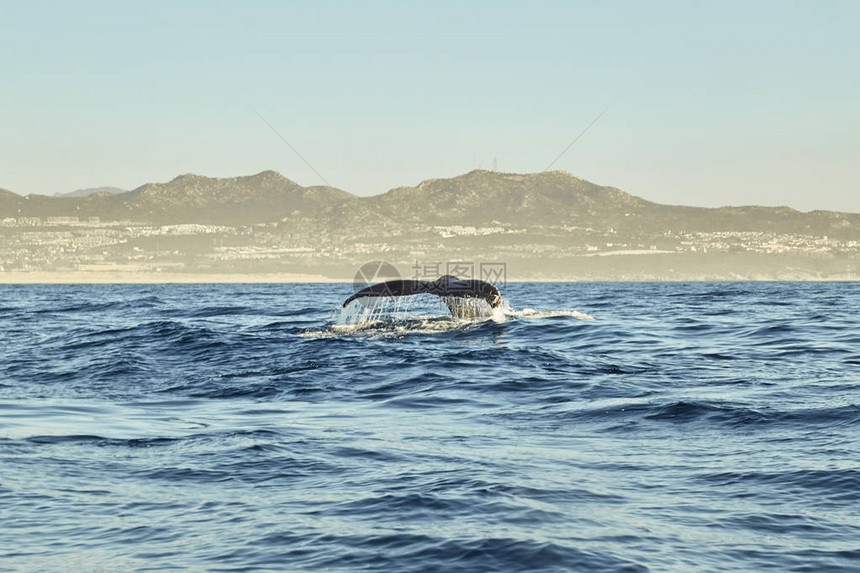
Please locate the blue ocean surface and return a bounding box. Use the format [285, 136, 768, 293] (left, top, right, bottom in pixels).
[1, 282, 859, 572]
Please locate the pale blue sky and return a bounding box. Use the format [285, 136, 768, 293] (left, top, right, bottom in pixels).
[2, 0, 858, 211]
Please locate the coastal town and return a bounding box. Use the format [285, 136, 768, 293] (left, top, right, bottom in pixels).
[2, 216, 858, 279]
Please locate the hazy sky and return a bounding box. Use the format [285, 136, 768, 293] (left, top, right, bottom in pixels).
[2, 0, 858, 212]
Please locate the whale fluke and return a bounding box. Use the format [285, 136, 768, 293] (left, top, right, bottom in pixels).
[342, 275, 502, 316]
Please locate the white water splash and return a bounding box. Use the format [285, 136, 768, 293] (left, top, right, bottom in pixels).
[335, 295, 505, 325]
[506, 307, 596, 321]
[297, 295, 595, 338]
[335, 296, 434, 326]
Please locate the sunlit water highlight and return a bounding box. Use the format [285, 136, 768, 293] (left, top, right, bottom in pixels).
[1, 282, 858, 572]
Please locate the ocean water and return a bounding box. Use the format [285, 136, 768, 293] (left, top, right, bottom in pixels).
[1, 282, 858, 572]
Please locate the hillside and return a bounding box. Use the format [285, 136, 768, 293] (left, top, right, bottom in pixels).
[0, 171, 354, 225]
[364, 170, 652, 227]
[3, 170, 859, 280]
[1, 170, 858, 238]
[363, 170, 859, 237]
[118, 171, 354, 225]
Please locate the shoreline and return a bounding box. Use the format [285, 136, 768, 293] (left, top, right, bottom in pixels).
[1, 271, 858, 284]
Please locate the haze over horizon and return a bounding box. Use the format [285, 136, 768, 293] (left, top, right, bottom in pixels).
[2, 1, 858, 212]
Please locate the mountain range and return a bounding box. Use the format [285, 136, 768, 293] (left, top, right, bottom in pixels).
[1, 170, 858, 237]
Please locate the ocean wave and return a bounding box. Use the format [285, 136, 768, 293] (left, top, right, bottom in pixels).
[696, 468, 860, 503]
[2, 282, 859, 572]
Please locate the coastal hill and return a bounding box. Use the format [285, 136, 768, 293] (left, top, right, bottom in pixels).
[364, 170, 858, 237]
[1, 169, 857, 238]
[0, 171, 354, 225]
[2, 170, 858, 281]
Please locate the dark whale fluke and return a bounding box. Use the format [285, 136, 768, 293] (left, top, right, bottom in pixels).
[343, 275, 502, 316]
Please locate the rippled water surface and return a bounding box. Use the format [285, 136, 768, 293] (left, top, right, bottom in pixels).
[1, 282, 859, 572]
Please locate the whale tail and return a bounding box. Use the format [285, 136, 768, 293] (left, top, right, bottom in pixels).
[343, 275, 501, 317]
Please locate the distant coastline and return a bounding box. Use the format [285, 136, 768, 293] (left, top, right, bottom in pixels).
[2, 271, 857, 284]
[3, 170, 857, 282]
